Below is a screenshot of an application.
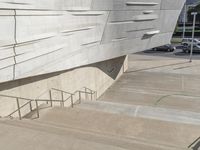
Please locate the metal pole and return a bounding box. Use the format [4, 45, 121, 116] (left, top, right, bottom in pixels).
[71, 95, 74, 108]
[35, 100, 39, 118]
[90, 92, 93, 101]
[183, 3, 186, 39]
[79, 91, 81, 104]
[29, 101, 32, 111]
[16, 98, 22, 120]
[189, 12, 197, 62]
[85, 87, 87, 100]
[61, 91, 64, 107]
[49, 90, 53, 107]
[95, 91, 97, 100]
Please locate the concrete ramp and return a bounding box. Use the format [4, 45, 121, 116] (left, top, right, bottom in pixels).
[78, 100, 200, 125]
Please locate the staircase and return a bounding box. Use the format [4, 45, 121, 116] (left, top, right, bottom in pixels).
[0, 104, 199, 150]
[1, 71, 200, 150]
[0, 87, 97, 120]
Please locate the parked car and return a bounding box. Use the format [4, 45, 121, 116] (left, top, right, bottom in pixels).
[181, 38, 200, 47]
[182, 43, 200, 53]
[152, 44, 176, 52]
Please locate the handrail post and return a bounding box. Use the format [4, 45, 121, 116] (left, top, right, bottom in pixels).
[95, 91, 97, 100]
[71, 94, 74, 108]
[35, 100, 39, 118]
[61, 91, 64, 107]
[79, 91, 81, 104]
[49, 90, 53, 107]
[29, 101, 32, 111]
[85, 87, 87, 100]
[93, 92, 95, 100]
[90, 92, 93, 101]
[16, 98, 22, 120]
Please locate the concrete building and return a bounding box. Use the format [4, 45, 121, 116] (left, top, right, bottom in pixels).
[0, 0, 185, 117]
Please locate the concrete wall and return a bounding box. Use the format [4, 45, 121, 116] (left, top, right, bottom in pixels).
[0, 55, 128, 117]
[0, 0, 185, 83]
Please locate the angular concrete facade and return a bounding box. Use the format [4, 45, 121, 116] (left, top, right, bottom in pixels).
[0, 0, 185, 83]
[0, 56, 128, 117]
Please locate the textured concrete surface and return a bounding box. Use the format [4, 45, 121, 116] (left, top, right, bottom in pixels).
[100, 53, 200, 113]
[0, 56, 128, 117]
[1, 52, 200, 150]
[0, 0, 185, 83]
[0, 107, 200, 150]
[78, 100, 200, 125]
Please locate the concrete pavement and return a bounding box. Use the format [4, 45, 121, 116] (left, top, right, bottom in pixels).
[1, 51, 200, 150]
[1, 107, 199, 150]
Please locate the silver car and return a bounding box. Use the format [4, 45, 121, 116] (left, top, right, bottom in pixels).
[183, 43, 200, 53]
[181, 38, 200, 47]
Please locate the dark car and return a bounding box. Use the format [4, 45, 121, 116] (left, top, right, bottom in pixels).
[152, 44, 176, 52]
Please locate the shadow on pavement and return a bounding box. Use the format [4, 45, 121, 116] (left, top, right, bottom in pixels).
[174, 51, 200, 56]
[125, 61, 189, 73]
[141, 49, 171, 54]
[136, 48, 200, 60]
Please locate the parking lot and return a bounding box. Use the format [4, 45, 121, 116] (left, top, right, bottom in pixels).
[143, 44, 200, 60]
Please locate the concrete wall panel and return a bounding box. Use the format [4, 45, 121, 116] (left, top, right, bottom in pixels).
[161, 0, 185, 10]
[0, 66, 13, 82]
[92, 0, 161, 10]
[0, 10, 15, 47]
[0, 0, 93, 10]
[0, 0, 185, 83]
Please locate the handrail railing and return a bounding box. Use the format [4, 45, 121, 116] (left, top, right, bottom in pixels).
[33, 88, 74, 118]
[0, 94, 33, 101]
[0, 94, 34, 120]
[8, 100, 32, 118]
[0, 87, 96, 120]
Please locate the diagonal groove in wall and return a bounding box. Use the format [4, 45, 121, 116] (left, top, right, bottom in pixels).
[100, 11, 110, 45]
[13, 9, 17, 80]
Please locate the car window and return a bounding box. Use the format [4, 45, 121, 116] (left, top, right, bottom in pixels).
[182, 39, 187, 42]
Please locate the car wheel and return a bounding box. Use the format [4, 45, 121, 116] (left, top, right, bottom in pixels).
[153, 48, 157, 51]
[186, 50, 190, 53]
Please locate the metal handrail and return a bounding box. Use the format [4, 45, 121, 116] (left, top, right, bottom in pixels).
[33, 88, 74, 118]
[0, 87, 97, 120]
[0, 95, 34, 120]
[0, 94, 33, 101]
[51, 88, 73, 95]
[7, 100, 32, 119]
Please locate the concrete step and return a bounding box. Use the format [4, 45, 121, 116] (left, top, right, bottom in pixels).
[78, 100, 200, 125]
[114, 71, 200, 95]
[1, 106, 199, 149]
[99, 88, 200, 113]
[21, 107, 200, 149]
[99, 71, 200, 114]
[0, 118, 184, 150]
[0, 119, 129, 150]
